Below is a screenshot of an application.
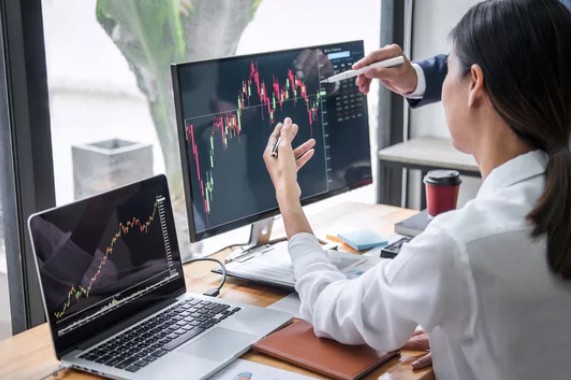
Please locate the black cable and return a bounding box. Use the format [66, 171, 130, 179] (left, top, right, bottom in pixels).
[182, 243, 240, 264]
[185, 257, 227, 297]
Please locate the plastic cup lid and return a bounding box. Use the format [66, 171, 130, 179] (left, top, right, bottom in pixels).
[423, 170, 462, 186]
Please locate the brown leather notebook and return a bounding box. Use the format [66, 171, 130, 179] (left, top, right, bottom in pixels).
[253, 319, 398, 380]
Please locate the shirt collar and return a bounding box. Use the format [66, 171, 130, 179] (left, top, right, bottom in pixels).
[476, 150, 548, 199]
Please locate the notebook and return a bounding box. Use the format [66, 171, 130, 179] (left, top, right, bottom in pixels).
[394, 209, 431, 237]
[253, 319, 398, 380]
[27, 175, 292, 380]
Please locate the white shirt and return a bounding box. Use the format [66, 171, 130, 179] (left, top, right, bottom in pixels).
[406, 63, 426, 99]
[288, 150, 571, 380]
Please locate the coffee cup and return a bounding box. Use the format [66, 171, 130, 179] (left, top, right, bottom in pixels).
[423, 170, 462, 218]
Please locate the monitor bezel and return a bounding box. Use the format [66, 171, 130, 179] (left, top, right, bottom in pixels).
[171, 40, 372, 243]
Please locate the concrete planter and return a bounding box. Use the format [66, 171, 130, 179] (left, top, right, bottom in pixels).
[72, 139, 153, 200]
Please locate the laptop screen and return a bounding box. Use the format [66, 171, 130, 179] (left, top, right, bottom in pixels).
[28, 175, 186, 357]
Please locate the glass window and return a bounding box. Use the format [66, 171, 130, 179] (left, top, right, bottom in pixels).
[42, 0, 380, 260]
[0, 6, 12, 339]
[0, 198, 10, 339]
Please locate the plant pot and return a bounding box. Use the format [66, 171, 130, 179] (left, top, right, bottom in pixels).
[72, 138, 153, 200]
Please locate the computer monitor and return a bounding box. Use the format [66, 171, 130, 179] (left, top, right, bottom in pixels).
[171, 40, 372, 253]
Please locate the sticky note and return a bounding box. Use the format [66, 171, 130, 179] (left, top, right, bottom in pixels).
[337, 229, 388, 251]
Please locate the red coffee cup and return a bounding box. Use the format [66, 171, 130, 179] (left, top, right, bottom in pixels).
[424, 170, 461, 218]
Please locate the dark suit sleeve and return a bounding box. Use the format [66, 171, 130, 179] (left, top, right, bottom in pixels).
[406, 0, 568, 109]
[407, 54, 448, 108]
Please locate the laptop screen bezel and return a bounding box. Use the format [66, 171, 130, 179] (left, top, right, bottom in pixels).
[27, 174, 187, 358]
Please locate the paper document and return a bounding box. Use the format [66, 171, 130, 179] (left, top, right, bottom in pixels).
[217, 240, 380, 289]
[267, 292, 302, 318]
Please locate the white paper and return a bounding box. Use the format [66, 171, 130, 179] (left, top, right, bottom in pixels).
[225, 240, 380, 288]
[267, 292, 302, 318]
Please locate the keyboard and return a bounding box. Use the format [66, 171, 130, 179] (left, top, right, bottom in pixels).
[78, 297, 241, 373]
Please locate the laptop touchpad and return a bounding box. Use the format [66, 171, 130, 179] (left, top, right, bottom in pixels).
[180, 328, 256, 361]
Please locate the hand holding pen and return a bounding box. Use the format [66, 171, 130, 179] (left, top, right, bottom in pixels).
[352, 45, 417, 95]
[320, 56, 404, 83]
[263, 117, 316, 201]
[264, 118, 316, 238]
[266, 117, 316, 164]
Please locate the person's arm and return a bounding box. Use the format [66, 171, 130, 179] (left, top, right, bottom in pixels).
[288, 224, 474, 353]
[263, 117, 316, 238]
[407, 54, 448, 108]
[352, 45, 448, 108]
[353, 44, 418, 96]
[262, 117, 473, 351]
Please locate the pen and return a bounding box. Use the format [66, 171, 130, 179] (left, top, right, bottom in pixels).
[225, 249, 252, 263]
[320, 56, 405, 83]
[270, 137, 281, 158]
[225, 245, 272, 263]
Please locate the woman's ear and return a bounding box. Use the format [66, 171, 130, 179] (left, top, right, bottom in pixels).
[468, 64, 485, 108]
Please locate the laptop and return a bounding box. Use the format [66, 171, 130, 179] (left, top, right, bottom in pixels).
[28, 174, 293, 380]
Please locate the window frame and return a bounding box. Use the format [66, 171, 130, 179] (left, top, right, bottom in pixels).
[377, 0, 413, 205]
[0, 0, 55, 333]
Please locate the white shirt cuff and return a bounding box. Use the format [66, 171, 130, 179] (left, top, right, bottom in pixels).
[405, 63, 426, 99]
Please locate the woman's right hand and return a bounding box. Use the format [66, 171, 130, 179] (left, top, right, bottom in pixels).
[353, 44, 418, 95]
[263, 117, 316, 238]
[263, 117, 315, 205]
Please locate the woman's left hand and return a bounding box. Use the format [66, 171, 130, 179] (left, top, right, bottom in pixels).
[401, 330, 432, 370]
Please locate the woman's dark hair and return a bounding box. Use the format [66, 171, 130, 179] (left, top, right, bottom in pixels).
[451, 0, 571, 279]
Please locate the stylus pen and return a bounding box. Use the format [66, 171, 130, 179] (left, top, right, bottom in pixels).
[225, 245, 273, 263]
[270, 137, 281, 158]
[320, 55, 405, 83]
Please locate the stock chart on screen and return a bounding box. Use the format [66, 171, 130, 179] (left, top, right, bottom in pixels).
[30, 179, 182, 339]
[173, 41, 372, 240]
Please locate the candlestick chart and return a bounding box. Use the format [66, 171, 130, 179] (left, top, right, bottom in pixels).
[183, 56, 328, 229]
[54, 200, 158, 319]
[52, 194, 180, 326]
[175, 41, 373, 238]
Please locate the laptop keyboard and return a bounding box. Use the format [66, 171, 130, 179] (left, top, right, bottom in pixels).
[78, 297, 241, 373]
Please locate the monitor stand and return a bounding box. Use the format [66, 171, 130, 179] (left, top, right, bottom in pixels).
[185, 217, 288, 260]
[228, 217, 288, 258]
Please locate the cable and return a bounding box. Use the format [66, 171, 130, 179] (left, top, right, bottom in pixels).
[185, 257, 227, 297]
[182, 243, 240, 264]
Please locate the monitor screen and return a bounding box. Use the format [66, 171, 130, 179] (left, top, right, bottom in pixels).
[172, 40, 372, 242]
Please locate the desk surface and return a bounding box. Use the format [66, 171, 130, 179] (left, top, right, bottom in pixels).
[0, 202, 434, 380]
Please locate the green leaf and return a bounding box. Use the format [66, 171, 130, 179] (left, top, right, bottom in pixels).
[95, 0, 262, 198]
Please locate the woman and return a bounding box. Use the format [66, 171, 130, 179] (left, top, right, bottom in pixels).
[263, 0, 571, 379]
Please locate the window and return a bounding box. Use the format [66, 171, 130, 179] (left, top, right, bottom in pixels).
[42, 0, 380, 260]
[0, 196, 9, 339]
[0, 0, 383, 333]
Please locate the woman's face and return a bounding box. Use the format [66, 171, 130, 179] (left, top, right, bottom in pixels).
[442, 50, 472, 153]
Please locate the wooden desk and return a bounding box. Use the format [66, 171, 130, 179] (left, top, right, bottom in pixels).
[0, 202, 434, 380]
